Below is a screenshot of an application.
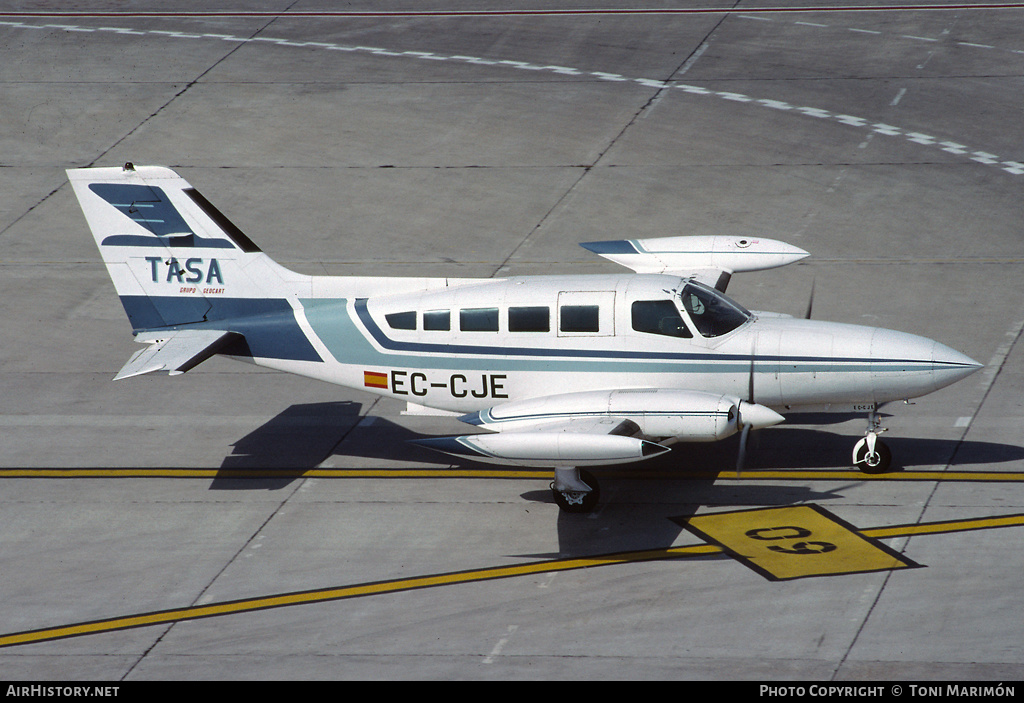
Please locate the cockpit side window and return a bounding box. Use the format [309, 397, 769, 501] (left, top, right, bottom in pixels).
[385, 311, 416, 330]
[631, 300, 692, 338]
[680, 282, 751, 338]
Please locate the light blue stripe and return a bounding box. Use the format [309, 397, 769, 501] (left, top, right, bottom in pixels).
[299, 297, 948, 377]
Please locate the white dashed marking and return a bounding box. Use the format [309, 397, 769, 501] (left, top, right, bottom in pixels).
[4, 20, 1020, 178]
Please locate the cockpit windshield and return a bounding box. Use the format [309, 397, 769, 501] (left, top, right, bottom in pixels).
[679, 281, 752, 338]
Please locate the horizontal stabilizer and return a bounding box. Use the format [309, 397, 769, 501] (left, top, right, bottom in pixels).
[114, 329, 240, 380]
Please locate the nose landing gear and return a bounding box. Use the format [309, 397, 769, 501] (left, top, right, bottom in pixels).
[853, 409, 891, 473]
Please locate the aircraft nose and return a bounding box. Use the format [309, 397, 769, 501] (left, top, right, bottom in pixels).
[931, 341, 984, 390]
[870, 328, 982, 399]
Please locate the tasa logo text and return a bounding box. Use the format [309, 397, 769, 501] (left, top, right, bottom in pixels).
[145, 256, 224, 285]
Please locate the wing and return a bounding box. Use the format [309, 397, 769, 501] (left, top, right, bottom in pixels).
[579, 235, 808, 291]
[410, 389, 784, 468]
[114, 329, 240, 380]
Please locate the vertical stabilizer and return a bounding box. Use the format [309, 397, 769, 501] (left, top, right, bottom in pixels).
[67, 163, 310, 331]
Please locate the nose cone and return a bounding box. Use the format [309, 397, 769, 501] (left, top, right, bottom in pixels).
[870, 328, 982, 400]
[775, 241, 811, 266]
[738, 401, 786, 430]
[931, 341, 984, 390]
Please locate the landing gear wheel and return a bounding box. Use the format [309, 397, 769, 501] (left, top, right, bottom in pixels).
[550, 469, 600, 513]
[853, 437, 892, 473]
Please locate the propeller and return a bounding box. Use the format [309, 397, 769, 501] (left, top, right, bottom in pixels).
[804, 278, 816, 320]
[738, 276, 811, 470]
[737, 340, 756, 473]
[737, 422, 751, 473]
[734, 335, 789, 473]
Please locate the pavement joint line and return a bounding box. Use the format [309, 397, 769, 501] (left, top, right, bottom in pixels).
[953, 316, 1024, 437]
[2, 5, 1015, 675]
[1, 511, 1021, 650]
[733, 9, 1024, 60]
[4, 4, 1024, 18]
[2, 20, 1021, 179]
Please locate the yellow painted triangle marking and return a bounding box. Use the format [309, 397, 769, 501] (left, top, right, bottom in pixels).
[682, 505, 918, 581]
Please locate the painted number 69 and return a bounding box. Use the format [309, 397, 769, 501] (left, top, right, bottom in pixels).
[745, 525, 837, 554]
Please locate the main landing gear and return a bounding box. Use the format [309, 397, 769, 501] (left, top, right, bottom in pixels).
[852, 408, 892, 473]
[550, 408, 895, 512]
[551, 467, 600, 513]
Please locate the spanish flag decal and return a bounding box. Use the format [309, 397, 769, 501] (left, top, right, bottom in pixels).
[364, 371, 388, 389]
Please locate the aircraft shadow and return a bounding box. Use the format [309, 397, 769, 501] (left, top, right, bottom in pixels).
[210, 402, 482, 489]
[210, 406, 1024, 556]
[740, 426, 1024, 471]
[542, 427, 1024, 557]
[210, 401, 365, 490]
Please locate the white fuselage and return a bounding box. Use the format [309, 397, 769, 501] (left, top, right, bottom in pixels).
[68, 165, 984, 483]
[244, 273, 979, 416]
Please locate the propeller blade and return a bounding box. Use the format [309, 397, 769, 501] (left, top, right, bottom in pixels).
[804, 278, 816, 320]
[737, 423, 751, 474]
[741, 339, 755, 477]
[748, 338, 756, 403]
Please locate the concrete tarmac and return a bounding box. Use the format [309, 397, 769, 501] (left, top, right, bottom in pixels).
[1, 1, 1023, 680]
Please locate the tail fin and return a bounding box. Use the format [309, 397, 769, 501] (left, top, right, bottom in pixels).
[67, 163, 310, 332]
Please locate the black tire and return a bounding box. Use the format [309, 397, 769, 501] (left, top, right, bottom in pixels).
[853, 438, 892, 473]
[550, 469, 600, 513]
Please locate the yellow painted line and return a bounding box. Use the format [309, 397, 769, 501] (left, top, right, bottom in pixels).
[708, 470, 1024, 482]
[0, 469, 226, 478]
[3, 510, 1024, 649]
[0, 544, 721, 649]
[0, 468, 553, 479]
[3, 468, 1024, 482]
[863, 513, 1024, 539]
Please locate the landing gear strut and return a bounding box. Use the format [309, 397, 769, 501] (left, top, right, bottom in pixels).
[551, 467, 600, 513]
[853, 408, 891, 473]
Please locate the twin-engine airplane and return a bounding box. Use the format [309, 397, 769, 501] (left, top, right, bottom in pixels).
[69, 164, 982, 512]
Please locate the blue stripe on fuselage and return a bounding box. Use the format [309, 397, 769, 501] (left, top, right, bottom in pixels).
[168, 295, 957, 379]
[299, 298, 932, 376]
[119, 295, 321, 363]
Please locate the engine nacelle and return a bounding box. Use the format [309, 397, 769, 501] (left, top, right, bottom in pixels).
[411, 432, 670, 468]
[461, 388, 783, 442]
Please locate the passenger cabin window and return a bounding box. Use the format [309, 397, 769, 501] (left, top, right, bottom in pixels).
[509, 306, 550, 332]
[632, 300, 692, 338]
[680, 282, 751, 338]
[386, 311, 416, 330]
[460, 307, 499, 332]
[560, 305, 600, 333]
[423, 309, 450, 331]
